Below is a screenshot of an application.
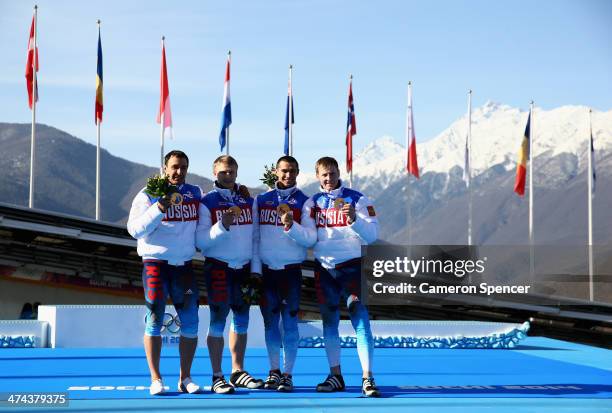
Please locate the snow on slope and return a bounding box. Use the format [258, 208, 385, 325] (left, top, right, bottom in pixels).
[298, 102, 612, 187]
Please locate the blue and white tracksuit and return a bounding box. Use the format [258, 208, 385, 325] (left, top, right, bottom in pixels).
[127, 183, 203, 338]
[252, 184, 309, 374]
[286, 180, 378, 373]
[196, 183, 256, 337]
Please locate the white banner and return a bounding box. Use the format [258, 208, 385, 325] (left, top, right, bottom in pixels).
[38, 305, 266, 348]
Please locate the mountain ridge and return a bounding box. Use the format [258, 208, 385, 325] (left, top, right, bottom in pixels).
[297, 103, 612, 244]
[1, 101, 610, 244]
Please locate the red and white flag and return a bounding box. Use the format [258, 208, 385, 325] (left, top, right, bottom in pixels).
[156, 41, 173, 139]
[25, 13, 39, 109]
[406, 84, 419, 178]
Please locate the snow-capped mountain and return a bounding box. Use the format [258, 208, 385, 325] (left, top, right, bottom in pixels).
[299, 102, 612, 244]
[300, 102, 611, 188]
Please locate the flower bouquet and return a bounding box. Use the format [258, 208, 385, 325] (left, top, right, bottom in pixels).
[145, 174, 183, 205]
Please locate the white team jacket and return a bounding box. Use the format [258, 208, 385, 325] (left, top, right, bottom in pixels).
[196, 184, 256, 269]
[251, 184, 310, 274]
[126, 183, 203, 265]
[286, 181, 378, 269]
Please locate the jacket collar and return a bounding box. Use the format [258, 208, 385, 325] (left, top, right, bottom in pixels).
[320, 180, 344, 197]
[213, 182, 237, 201]
[275, 182, 297, 198]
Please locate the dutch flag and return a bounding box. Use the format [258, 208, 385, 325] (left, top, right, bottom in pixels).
[219, 53, 232, 152]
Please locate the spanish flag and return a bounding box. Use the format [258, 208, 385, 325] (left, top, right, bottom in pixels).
[513, 112, 531, 196]
[95, 27, 103, 124]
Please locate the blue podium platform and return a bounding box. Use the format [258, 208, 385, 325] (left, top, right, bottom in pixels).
[0, 336, 610, 412]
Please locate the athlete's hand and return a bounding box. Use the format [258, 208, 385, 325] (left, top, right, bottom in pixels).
[280, 211, 294, 229]
[221, 210, 235, 230]
[157, 195, 172, 213]
[238, 185, 250, 199]
[341, 203, 356, 224]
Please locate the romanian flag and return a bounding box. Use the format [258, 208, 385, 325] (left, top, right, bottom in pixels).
[346, 80, 356, 173]
[156, 40, 173, 140]
[95, 28, 103, 124]
[25, 13, 39, 109]
[513, 112, 531, 196]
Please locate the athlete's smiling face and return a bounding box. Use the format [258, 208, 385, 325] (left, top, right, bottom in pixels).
[164, 155, 188, 186]
[316, 165, 340, 192]
[275, 160, 299, 189]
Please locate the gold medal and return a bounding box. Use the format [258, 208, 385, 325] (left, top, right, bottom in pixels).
[333, 198, 345, 210]
[170, 192, 184, 205]
[229, 205, 242, 216]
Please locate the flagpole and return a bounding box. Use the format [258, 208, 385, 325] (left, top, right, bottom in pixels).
[159, 36, 166, 173]
[349, 74, 353, 188]
[467, 89, 473, 245]
[29, 5, 38, 209]
[288, 65, 293, 156]
[96, 120, 101, 219]
[225, 50, 231, 156]
[587, 108, 594, 301]
[95, 19, 101, 220]
[406, 82, 412, 247]
[529, 101, 534, 278]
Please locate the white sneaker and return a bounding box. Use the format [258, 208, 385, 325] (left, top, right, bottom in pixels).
[150, 379, 165, 395]
[178, 377, 201, 394]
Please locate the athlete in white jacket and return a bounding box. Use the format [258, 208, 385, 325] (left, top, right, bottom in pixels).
[195, 155, 263, 394]
[286, 156, 381, 397]
[252, 156, 310, 392]
[127, 150, 201, 396]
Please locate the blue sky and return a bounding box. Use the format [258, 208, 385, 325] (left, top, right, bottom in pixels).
[1, 0, 611, 186]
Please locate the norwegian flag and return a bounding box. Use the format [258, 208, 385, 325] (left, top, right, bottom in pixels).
[346, 79, 356, 173]
[25, 13, 39, 109]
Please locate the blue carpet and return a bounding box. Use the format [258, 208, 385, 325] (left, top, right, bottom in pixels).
[0, 336, 610, 412]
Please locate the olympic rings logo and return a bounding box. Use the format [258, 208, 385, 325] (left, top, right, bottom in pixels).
[144, 312, 181, 334]
[162, 313, 181, 334]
